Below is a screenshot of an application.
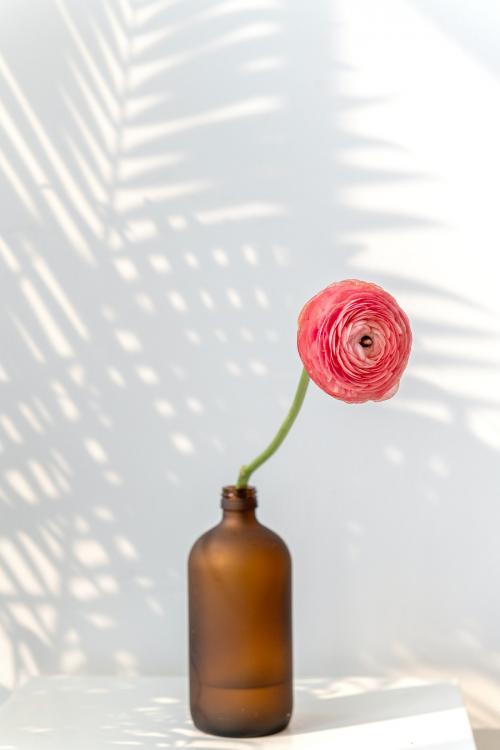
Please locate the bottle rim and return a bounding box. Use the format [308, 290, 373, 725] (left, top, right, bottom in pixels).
[221, 485, 258, 510]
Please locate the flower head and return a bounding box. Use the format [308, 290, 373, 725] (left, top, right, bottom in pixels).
[297, 279, 412, 403]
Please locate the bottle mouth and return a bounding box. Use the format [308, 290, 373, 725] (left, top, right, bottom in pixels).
[221, 485, 258, 510]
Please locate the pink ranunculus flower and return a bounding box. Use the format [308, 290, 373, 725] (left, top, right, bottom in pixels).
[297, 279, 412, 403]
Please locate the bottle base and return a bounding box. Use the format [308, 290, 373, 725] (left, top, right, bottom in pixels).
[190, 681, 293, 738]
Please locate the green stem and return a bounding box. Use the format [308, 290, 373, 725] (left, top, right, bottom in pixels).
[236, 367, 310, 488]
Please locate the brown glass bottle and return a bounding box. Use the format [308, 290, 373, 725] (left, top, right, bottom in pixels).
[188, 485, 292, 737]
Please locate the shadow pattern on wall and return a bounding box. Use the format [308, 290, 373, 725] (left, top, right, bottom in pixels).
[0, 0, 499, 728]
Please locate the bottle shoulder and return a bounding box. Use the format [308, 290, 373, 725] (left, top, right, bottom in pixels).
[254, 522, 291, 556]
[188, 519, 290, 564]
[188, 522, 220, 559]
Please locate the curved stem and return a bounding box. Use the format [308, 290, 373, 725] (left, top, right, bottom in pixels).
[236, 367, 310, 488]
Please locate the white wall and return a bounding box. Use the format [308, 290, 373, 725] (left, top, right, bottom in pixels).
[1, 0, 500, 732]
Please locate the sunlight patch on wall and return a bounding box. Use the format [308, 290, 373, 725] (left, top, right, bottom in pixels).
[115, 329, 143, 353]
[134, 576, 154, 591]
[28, 461, 59, 498]
[68, 364, 86, 388]
[18, 533, 60, 594]
[51, 466, 71, 495]
[168, 215, 189, 232]
[1, 416, 24, 445]
[115, 180, 212, 212]
[125, 220, 157, 243]
[114, 649, 138, 673]
[167, 291, 188, 313]
[180, 254, 197, 273]
[136, 365, 160, 385]
[197, 201, 287, 225]
[104, 466, 121, 484]
[60, 648, 86, 672]
[8, 603, 51, 647]
[96, 574, 118, 594]
[272, 245, 290, 267]
[411, 365, 500, 404]
[123, 97, 283, 148]
[114, 258, 139, 282]
[57, 0, 120, 121]
[185, 329, 201, 345]
[101, 306, 117, 322]
[387, 398, 453, 424]
[84, 438, 108, 465]
[95, 22, 124, 92]
[5, 470, 36, 504]
[199, 290, 215, 310]
[114, 535, 137, 561]
[73, 539, 109, 568]
[0, 95, 93, 262]
[67, 136, 107, 204]
[74, 516, 90, 534]
[69, 62, 115, 152]
[93, 506, 114, 522]
[254, 287, 269, 309]
[20, 279, 74, 358]
[0, 235, 20, 273]
[63, 92, 111, 183]
[225, 360, 241, 377]
[33, 399, 52, 426]
[149, 255, 171, 274]
[39, 529, 63, 561]
[384, 445, 404, 465]
[51, 449, 71, 476]
[107, 366, 126, 388]
[203, 0, 284, 20]
[466, 409, 500, 453]
[0, 562, 15, 595]
[420, 334, 500, 363]
[10, 317, 46, 364]
[0, 150, 40, 219]
[154, 400, 175, 417]
[242, 244, 259, 265]
[397, 291, 495, 335]
[0, 55, 101, 245]
[119, 152, 182, 179]
[170, 433, 195, 455]
[226, 288, 242, 309]
[249, 359, 268, 376]
[135, 293, 155, 314]
[131, 24, 172, 56]
[145, 596, 164, 616]
[51, 381, 80, 421]
[0, 538, 43, 594]
[428, 455, 450, 478]
[213, 248, 229, 267]
[186, 397, 204, 415]
[84, 612, 115, 630]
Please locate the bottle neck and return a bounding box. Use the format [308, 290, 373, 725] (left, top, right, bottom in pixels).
[221, 485, 258, 524]
[222, 509, 257, 524]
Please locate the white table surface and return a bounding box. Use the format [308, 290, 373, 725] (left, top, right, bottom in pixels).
[0, 676, 476, 749]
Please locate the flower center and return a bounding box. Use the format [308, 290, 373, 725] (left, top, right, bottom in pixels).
[359, 335, 373, 348]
